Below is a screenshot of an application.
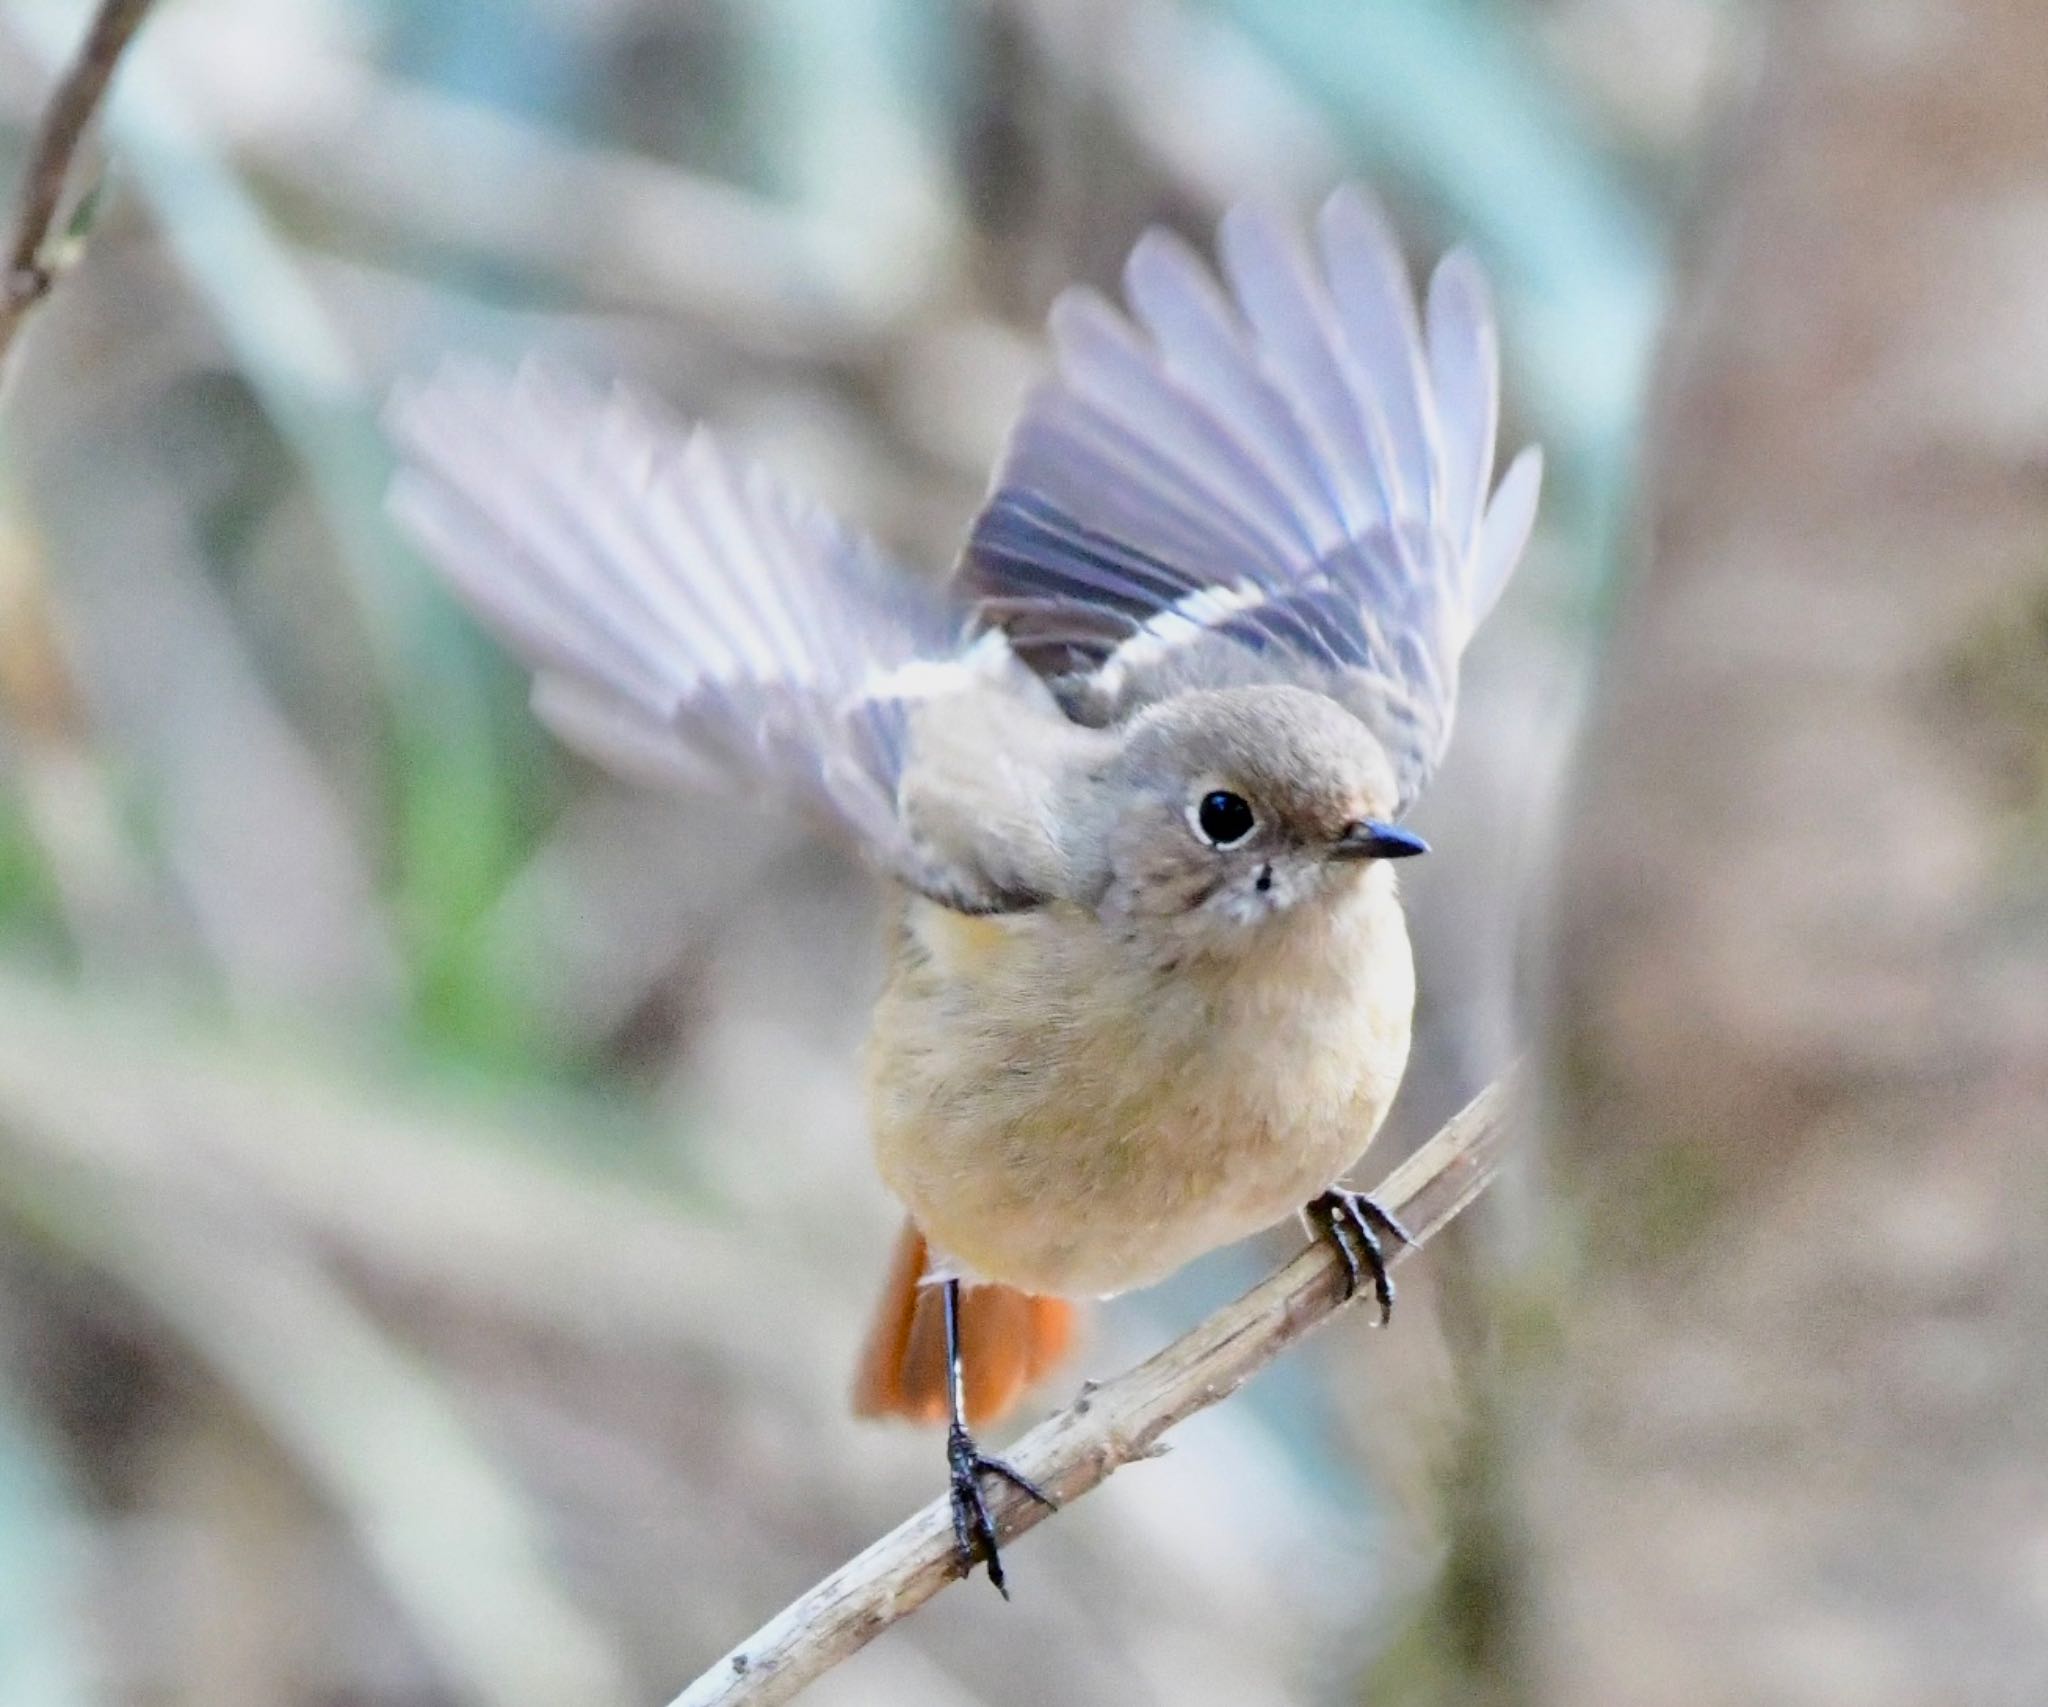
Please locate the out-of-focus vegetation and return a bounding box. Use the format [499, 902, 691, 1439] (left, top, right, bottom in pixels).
[0, 3, 1741, 1704]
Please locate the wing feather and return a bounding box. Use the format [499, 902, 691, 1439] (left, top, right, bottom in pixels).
[1123, 229, 1351, 553]
[1001, 403, 1277, 588]
[1317, 187, 1440, 524]
[961, 187, 1542, 808]
[1424, 250, 1501, 564]
[1049, 291, 1319, 572]
[1216, 202, 1395, 531]
[388, 361, 1063, 910]
[1472, 444, 1544, 627]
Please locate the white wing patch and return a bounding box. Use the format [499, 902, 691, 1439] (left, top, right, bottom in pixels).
[1087, 582, 1269, 702]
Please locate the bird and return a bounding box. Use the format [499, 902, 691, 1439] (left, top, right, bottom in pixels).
[386, 186, 1541, 1596]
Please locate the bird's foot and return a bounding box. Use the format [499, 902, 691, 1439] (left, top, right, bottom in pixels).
[946, 1421, 1055, 1599]
[1306, 1188, 1414, 1325]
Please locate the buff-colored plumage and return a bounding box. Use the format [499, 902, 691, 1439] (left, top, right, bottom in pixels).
[870, 861, 1413, 1298]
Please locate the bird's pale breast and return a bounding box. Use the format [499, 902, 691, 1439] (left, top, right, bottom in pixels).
[867, 867, 1414, 1297]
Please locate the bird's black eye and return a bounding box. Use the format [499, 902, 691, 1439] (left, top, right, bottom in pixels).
[1196, 790, 1256, 847]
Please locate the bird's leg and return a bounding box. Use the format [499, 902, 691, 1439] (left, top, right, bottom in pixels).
[941, 1278, 1055, 1598]
[1305, 1188, 1415, 1325]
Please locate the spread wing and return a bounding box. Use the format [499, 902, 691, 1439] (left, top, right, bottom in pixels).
[959, 186, 1543, 810]
[387, 360, 1058, 912]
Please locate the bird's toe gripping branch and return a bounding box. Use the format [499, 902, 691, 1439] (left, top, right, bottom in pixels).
[1306, 1188, 1415, 1325]
[946, 1423, 1055, 1598]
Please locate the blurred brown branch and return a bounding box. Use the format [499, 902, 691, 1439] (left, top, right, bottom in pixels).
[671, 1070, 1520, 1707]
[0, 0, 156, 374]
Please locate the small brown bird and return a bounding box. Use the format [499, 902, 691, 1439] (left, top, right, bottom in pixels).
[388, 188, 1540, 1593]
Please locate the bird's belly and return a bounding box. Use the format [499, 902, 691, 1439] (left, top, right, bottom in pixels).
[868, 890, 1413, 1297]
[908, 1083, 1386, 1298]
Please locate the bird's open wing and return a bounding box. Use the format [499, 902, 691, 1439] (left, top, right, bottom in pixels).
[388, 361, 1057, 912]
[958, 187, 1542, 811]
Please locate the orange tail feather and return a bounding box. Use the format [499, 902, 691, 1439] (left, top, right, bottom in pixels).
[851, 1222, 1079, 1428]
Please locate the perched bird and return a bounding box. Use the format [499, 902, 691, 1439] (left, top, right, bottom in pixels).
[387, 187, 1540, 1594]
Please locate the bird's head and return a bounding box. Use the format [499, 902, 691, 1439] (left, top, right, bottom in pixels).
[1078, 684, 1426, 960]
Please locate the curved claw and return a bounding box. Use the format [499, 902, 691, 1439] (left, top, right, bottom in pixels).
[947, 1423, 1056, 1598]
[1306, 1188, 1414, 1325]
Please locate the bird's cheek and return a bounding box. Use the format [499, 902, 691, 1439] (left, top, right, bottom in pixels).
[1208, 871, 1281, 929]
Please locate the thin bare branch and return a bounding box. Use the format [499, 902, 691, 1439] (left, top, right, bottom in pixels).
[671, 1069, 1521, 1707]
[0, 0, 158, 372]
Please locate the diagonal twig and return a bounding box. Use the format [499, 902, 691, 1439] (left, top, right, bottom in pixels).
[0, 0, 158, 374]
[670, 1068, 1521, 1707]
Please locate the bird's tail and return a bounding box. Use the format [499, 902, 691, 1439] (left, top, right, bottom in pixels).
[851, 1221, 1079, 1428]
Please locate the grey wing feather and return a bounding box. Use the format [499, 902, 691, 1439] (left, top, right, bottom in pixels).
[387, 360, 1051, 911]
[959, 185, 1543, 810]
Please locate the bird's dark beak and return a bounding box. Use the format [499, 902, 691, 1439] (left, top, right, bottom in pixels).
[1333, 819, 1430, 861]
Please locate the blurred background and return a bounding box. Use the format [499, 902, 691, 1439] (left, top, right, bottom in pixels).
[3, 1, 2046, 1705]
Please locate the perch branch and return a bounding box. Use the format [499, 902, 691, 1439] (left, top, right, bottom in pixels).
[671, 1068, 1522, 1707]
[0, 0, 158, 373]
